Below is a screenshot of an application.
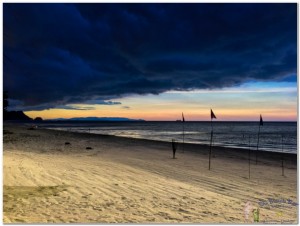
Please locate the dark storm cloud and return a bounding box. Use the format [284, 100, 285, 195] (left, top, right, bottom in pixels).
[7, 98, 121, 111]
[3, 3, 297, 110]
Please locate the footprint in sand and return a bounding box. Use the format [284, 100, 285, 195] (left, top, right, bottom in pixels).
[178, 208, 190, 213]
[92, 206, 103, 211]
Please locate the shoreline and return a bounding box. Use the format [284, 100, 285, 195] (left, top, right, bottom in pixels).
[41, 121, 297, 155]
[6, 120, 297, 154]
[3, 123, 298, 223]
[38, 125, 298, 167]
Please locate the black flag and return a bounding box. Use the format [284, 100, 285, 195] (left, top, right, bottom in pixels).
[211, 109, 217, 119]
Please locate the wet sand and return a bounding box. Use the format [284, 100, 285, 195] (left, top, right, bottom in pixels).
[3, 124, 297, 223]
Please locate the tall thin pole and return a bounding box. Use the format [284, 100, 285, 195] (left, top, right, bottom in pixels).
[256, 125, 261, 165]
[209, 118, 213, 170]
[248, 135, 251, 179]
[281, 134, 284, 176]
[182, 120, 185, 153]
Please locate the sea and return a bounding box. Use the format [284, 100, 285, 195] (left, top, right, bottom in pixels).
[39, 121, 297, 154]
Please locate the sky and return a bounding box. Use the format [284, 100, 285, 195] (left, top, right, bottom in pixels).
[3, 3, 297, 121]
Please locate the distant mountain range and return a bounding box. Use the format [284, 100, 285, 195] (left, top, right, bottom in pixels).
[48, 117, 145, 122]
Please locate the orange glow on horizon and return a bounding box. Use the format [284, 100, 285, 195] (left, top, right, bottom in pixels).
[25, 106, 297, 122]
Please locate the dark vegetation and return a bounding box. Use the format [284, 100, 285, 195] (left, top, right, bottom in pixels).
[3, 91, 35, 121]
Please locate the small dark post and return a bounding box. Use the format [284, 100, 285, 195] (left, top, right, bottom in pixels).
[172, 139, 177, 159]
[281, 134, 284, 176]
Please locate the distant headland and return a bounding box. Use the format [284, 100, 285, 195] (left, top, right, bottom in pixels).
[3, 111, 145, 122]
[4, 111, 33, 121]
[47, 117, 145, 122]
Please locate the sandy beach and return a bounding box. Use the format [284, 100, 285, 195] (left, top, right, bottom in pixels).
[3, 123, 297, 223]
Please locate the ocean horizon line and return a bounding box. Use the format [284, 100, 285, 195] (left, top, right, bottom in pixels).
[40, 120, 297, 123]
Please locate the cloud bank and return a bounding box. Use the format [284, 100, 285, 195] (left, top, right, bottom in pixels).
[3, 3, 297, 110]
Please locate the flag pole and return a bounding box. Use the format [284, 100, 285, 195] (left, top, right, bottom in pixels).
[281, 134, 284, 176]
[182, 113, 185, 153]
[256, 115, 263, 165]
[209, 117, 213, 170]
[256, 125, 260, 164]
[248, 134, 251, 179]
[208, 109, 217, 171]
